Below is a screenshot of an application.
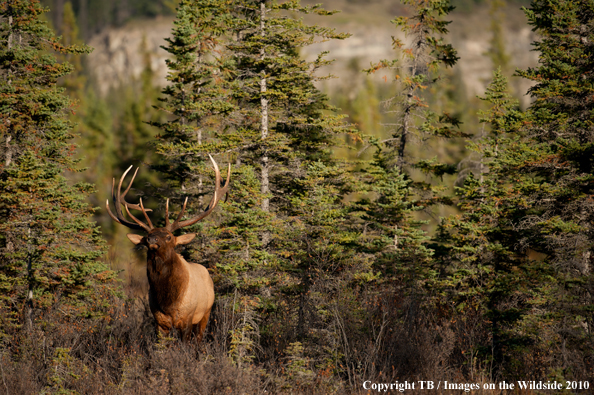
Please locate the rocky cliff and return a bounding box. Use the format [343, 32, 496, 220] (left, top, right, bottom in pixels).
[86, 4, 538, 105]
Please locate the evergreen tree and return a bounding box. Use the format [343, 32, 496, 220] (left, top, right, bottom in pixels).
[225, 0, 351, 241]
[438, 0, 594, 376]
[220, 1, 359, 363]
[433, 69, 539, 378]
[152, 0, 233, 197]
[0, 0, 114, 335]
[363, 0, 461, 173]
[512, 0, 594, 378]
[149, 0, 360, 375]
[356, 0, 463, 306]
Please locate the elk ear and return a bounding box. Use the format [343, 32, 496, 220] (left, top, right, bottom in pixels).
[176, 233, 196, 245]
[127, 234, 144, 245]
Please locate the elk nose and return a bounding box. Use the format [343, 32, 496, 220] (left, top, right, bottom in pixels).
[147, 236, 159, 249]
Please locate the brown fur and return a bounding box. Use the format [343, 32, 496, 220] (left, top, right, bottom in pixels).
[108, 158, 229, 344]
[128, 229, 215, 343]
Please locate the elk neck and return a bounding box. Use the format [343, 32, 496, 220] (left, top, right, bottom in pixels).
[146, 246, 189, 308]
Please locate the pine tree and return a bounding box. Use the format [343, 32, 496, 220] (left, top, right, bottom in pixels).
[152, 0, 233, 202]
[511, 0, 594, 378]
[363, 0, 462, 173]
[149, 0, 360, 375]
[355, 0, 463, 310]
[221, 2, 359, 365]
[433, 69, 541, 378]
[224, 0, 351, 243]
[0, 0, 114, 335]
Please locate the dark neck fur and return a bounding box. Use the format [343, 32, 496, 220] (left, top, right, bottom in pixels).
[146, 249, 188, 310]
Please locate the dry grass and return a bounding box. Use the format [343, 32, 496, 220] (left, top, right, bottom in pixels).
[1, 263, 590, 394]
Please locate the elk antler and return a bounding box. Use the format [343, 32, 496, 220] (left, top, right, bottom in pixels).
[107, 157, 230, 233]
[166, 155, 231, 232]
[106, 165, 154, 232]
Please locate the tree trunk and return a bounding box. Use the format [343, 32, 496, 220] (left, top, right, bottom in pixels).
[24, 227, 33, 332]
[5, 15, 13, 168]
[54, 0, 65, 34]
[78, 0, 88, 39]
[259, 1, 270, 246]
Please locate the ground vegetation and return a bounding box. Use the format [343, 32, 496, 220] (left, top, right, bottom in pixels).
[1, 0, 592, 393]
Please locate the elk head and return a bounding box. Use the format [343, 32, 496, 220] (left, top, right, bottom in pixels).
[106, 155, 230, 343]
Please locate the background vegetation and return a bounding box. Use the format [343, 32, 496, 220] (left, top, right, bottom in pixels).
[1, 0, 592, 393]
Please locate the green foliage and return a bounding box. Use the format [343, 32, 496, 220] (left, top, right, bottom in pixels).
[437, 22, 594, 374]
[151, 0, 234, 204]
[277, 161, 364, 342]
[363, 0, 464, 172]
[45, 347, 86, 394]
[3, 0, 591, 388]
[433, 70, 540, 376]
[0, 0, 115, 336]
[355, 0, 463, 305]
[513, 0, 594, 376]
[228, 295, 260, 367]
[355, 146, 433, 281]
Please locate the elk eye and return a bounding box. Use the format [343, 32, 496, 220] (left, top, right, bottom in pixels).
[166, 235, 171, 241]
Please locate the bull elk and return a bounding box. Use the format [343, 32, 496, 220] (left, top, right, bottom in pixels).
[106, 156, 230, 343]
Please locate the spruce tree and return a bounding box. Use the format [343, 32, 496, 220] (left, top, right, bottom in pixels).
[433, 69, 538, 378]
[150, 0, 233, 219]
[0, 0, 114, 335]
[151, 0, 359, 374]
[362, 0, 461, 173]
[512, 0, 594, 377]
[438, 0, 594, 376]
[356, 0, 462, 306]
[221, 2, 359, 366]
[224, 0, 351, 246]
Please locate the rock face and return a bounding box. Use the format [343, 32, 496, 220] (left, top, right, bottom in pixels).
[447, 6, 539, 106]
[87, 7, 538, 104]
[87, 17, 173, 96]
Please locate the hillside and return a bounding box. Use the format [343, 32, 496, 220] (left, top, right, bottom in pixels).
[86, 1, 538, 106]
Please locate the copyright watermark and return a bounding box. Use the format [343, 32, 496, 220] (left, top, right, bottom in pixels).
[362, 380, 591, 392]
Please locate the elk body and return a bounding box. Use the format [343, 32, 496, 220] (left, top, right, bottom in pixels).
[107, 156, 230, 343]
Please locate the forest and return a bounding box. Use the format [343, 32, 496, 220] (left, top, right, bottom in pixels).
[0, 0, 593, 393]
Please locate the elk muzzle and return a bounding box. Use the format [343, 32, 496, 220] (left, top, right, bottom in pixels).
[147, 236, 160, 250]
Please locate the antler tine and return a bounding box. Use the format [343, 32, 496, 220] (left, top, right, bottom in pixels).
[170, 155, 231, 232]
[114, 166, 152, 212]
[116, 165, 135, 204]
[106, 199, 126, 225]
[106, 165, 153, 231]
[167, 197, 188, 231]
[139, 198, 154, 229]
[165, 199, 170, 228]
[125, 204, 152, 232]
